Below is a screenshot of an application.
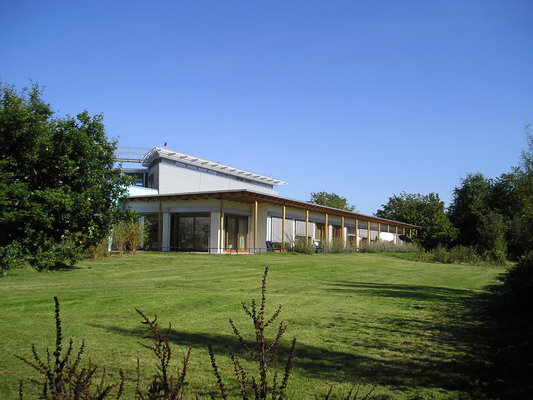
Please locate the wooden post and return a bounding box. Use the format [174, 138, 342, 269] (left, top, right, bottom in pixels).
[281, 206, 286, 251]
[355, 218, 359, 249]
[219, 200, 224, 253]
[325, 213, 329, 243]
[305, 210, 309, 242]
[367, 220, 371, 243]
[394, 226, 398, 245]
[341, 216, 345, 246]
[377, 223, 381, 242]
[253, 201, 258, 253]
[158, 200, 162, 251]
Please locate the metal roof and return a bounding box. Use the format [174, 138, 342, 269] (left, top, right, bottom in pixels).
[141, 147, 287, 186]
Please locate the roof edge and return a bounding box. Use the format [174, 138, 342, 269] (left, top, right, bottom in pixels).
[142, 147, 288, 186]
[126, 189, 421, 229]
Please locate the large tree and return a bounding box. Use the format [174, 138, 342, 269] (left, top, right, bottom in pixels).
[309, 191, 356, 211]
[0, 84, 130, 270]
[447, 172, 492, 247]
[376, 192, 457, 250]
[492, 125, 533, 259]
[448, 172, 509, 261]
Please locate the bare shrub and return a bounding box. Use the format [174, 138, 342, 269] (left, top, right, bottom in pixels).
[209, 267, 297, 400]
[17, 297, 124, 400]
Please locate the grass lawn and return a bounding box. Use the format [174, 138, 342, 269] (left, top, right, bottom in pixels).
[0, 252, 504, 399]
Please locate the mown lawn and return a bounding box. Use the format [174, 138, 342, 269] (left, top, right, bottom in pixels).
[0, 252, 503, 399]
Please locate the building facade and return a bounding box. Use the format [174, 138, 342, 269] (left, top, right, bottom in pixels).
[121, 147, 419, 253]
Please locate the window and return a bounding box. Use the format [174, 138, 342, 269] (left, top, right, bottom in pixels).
[170, 213, 210, 252]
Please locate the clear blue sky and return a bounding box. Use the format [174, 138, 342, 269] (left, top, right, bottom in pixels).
[2, 1, 532, 214]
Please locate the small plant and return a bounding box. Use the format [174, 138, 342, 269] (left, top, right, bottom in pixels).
[134, 309, 191, 400]
[126, 220, 150, 255]
[111, 222, 128, 256]
[329, 238, 345, 253]
[85, 238, 110, 260]
[17, 297, 124, 400]
[209, 267, 297, 399]
[293, 237, 315, 254]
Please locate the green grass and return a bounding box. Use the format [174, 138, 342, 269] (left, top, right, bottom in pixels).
[0, 252, 504, 399]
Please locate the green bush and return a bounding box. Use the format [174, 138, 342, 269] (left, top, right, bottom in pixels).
[293, 237, 315, 254]
[85, 238, 110, 260]
[328, 238, 345, 253]
[0, 241, 27, 271]
[359, 241, 418, 253]
[449, 245, 484, 264]
[418, 245, 497, 266]
[500, 251, 533, 308]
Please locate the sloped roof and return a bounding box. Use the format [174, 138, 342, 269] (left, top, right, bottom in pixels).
[142, 147, 287, 187]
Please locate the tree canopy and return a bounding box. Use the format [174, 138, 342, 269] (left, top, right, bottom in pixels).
[309, 191, 356, 211]
[447, 126, 533, 261]
[376, 192, 457, 250]
[0, 84, 130, 270]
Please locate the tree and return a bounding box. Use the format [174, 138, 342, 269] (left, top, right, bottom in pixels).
[376, 192, 457, 250]
[496, 124, 533, 259]
[309, 191, 356, 211]
[448, 172, 493, 249]
[0, 84, 130, 270]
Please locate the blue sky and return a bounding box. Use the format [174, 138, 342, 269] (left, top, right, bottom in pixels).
[2, 1, 532, 214]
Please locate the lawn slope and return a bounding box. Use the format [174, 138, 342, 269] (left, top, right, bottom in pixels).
[0, 253, 503, 399]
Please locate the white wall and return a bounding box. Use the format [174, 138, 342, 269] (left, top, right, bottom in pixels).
[153, 163, 279, 196]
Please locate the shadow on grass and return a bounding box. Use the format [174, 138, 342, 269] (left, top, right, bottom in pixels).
[459, 284, 533, 400]
[329, 280, 533, 398]
[93, 279, 533, 399]
[97, 322, 469, 391]
[327, 281, 473, 302]
[92, 281, 484, 397]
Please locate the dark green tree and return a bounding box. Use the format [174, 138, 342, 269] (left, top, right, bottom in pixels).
[498, 124, 533, 259]
[0, 84, 130, 270]
[376, 192, 457, 250]
[448, 172, 511, 262]
[309, 191, 356, 211]
[448, 172, 493, 248]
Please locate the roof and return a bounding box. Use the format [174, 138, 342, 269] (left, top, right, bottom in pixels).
[142, 147, 287, 187]
[126, 189, 421, 229]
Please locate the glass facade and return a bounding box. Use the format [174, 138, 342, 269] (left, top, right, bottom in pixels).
[170, 213, 210, 252]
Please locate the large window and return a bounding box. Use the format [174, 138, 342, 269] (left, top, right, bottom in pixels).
[170, 213, 210, 252]
[226, 215, 248, 250]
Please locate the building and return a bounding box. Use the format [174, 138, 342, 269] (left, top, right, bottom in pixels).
[120, 146, 419, 253]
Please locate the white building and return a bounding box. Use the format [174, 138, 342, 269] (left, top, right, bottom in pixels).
[121, 147, 419, 253]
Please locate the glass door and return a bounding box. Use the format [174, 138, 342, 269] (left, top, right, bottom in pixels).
[170, 213, 210, 251]
[226, 215, 248, 251]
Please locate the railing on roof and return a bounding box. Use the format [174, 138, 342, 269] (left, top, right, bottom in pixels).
[115, 146, 152, 163]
